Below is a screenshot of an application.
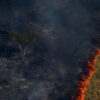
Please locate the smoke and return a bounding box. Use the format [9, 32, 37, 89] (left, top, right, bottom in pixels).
[0, 0, 99, 100]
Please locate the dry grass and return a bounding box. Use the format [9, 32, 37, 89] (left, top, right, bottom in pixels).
[85, 56, 100, 100]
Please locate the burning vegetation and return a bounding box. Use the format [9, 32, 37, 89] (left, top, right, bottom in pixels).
[72, 49, 100, 100]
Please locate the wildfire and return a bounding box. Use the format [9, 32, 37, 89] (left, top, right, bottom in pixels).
[72, 48, 100, 100]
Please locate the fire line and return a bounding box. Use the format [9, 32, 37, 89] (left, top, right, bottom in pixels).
[72, 49, 100, 100]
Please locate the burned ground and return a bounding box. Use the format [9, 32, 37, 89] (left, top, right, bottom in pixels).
[0, 0, 100, 100]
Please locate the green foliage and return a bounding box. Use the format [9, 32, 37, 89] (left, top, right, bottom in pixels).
[7, 31, 42, 58]
[8, 31, 42, 46]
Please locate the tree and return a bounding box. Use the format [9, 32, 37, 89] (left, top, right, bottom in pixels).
[8, 31, 42, 59]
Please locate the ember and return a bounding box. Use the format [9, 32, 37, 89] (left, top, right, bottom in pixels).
[72, 48, 100, 100]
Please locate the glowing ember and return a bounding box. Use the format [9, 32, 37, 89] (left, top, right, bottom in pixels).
[72, 48, 100, 100]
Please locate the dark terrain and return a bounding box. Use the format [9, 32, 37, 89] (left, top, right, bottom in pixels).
[0, 0, 100, 100]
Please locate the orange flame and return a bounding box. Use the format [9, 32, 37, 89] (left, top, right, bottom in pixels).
[72, 48, 100, 100]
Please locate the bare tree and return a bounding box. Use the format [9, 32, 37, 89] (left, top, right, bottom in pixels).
[8, 31, 42, 59]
